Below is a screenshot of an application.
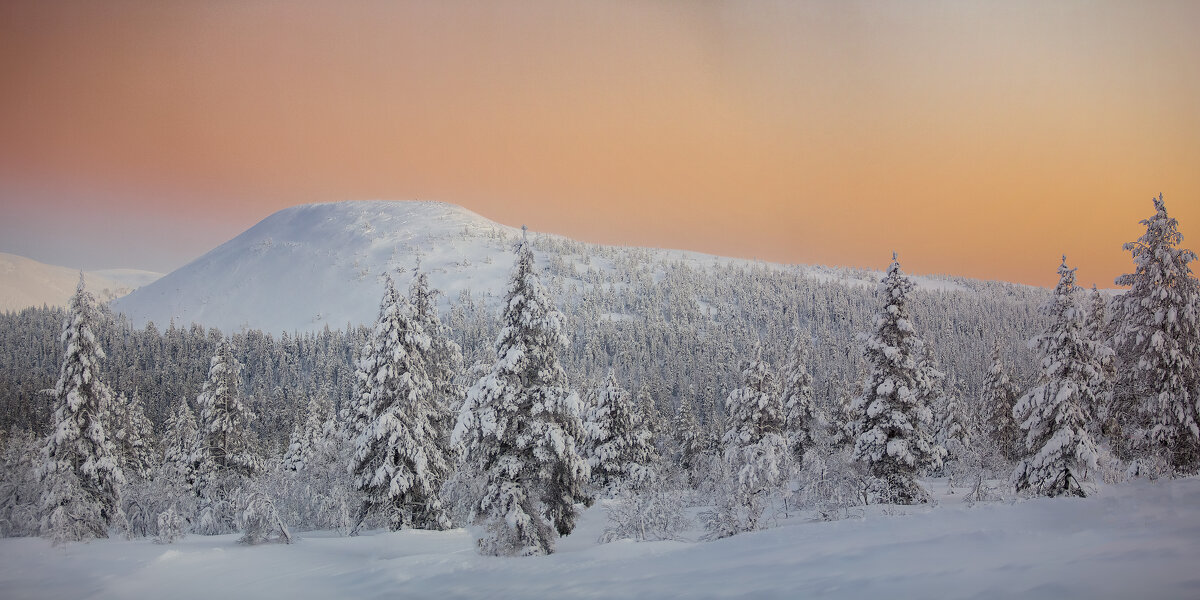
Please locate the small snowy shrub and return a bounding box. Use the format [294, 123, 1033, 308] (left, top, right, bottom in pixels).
[236, 489, 292, 545]
[599, 473, 690, 543]
[154, 506, 186, 544]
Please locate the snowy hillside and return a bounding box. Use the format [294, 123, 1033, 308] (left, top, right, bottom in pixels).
[2, 477, 1197, 599]
[112, 200, 982, 334]
[0, 252, 162, 313]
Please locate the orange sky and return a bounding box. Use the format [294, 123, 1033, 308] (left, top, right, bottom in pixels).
[1, 1, 1197, 286]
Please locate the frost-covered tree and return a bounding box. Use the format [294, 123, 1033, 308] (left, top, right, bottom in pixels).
[161, 398, 197, 482]
[454, 233, 590, 556]
[981, 344, 1021, 461]
[706, 355, 789, 537]
[282, 390, 337, 473]
[934, 374, 970, 462]
[409, 269, 465, 445]
[1112, 195, 1200, 473]
[351, 275, 451, 531]
[107, 392, 155, 481]
[191, 340, 261, 534]
[781, 335, 820, 460]
[1012, 258, 1103, 497]
[193, 341, 261, 482]
[0, 430, 44, 537]
[39, 276, 125, 542]
[671, 391, 704, 475]
[851, 255, 941, 504]
[583, 369, 656, 491]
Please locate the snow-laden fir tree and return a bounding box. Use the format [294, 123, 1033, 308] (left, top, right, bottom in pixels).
[107, 391, 155, 481]
[191, 340, 262, 535]
[672, 390, 704, 475]
[193, 341, 261, 483]
[282, 390, 337, 473]
[1083, 285, 1117, 438]
[781, 334, 820, 461]
[934, 372, 970, 462]
[1112, 194, 1200, 473]
[409, 269, 465, 445]
[39, 276, 125, 542]
[851, 254, 941, 504]
[707, 354, 789, 537]
[161, 398, 198, 482]
[453, 232, 590, 556]
[1012, 257, 1104, 497]
[350, 274, 451, 531]
[981, 344, 1021, 461]
[583, 369, 657, 491]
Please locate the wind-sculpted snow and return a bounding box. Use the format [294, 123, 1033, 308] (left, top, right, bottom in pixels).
[2, 477, 1199, 599]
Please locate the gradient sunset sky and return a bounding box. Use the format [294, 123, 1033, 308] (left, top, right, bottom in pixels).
[1, 1, 1197, 286]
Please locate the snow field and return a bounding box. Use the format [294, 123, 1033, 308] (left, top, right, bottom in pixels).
[3, 477, 1199, 599]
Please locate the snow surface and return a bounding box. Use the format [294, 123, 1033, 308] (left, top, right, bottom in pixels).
[0, 252, 163, 313]
[111, 200, 987, 334]
[3, 477, 1199, 599]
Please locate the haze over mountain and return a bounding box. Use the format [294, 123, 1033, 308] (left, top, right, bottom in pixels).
[113, 200, 993, 335]
[0, 252, 162, 313]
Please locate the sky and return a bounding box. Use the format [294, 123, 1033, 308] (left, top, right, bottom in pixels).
[1, 1, 1197, 286]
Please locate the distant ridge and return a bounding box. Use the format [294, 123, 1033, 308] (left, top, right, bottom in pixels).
[0, 252, 163, 313]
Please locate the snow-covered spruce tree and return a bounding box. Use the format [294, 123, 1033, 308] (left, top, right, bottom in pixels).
[282, 391, 337, 473]
[0, 430, 43, 537]
[671, 391, 704, 476]
[38, 276, 126, 542]
[454, 232, 590, 556]
[934, 373, 970, 465]
[781, 335, 820, 461]
[350, 274, 451, 532]
[1083, 285, 1117, 439]
[705, 355, 789, 538]
[409, 269, 465, 443]
[851, 254, 941, 504]
[161, 397, 198, 484]
[1012, 257, 1104, 497]
[1112, 194, 1200, 473]
[584, 369, 656, 492]
[107, 391, 155, 481]
[981, 344, 1021, 462]
[192, 340, 262, 534]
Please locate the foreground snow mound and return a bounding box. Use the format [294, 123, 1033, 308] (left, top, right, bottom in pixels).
[2, 477, 1199, 599]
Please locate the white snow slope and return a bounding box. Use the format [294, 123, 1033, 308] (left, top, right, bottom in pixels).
[112, 200, 977, 334]
[1, 477, 1197, 599]
[0, 252, 163, 313]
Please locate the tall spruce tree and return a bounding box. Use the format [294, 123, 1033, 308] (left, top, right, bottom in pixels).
[1012, 257, 1103, 497]
[583, 369, 656, 491]
[409, 270, 465, 446]
[781, 335, 819, 460]
[107, 391, 155, 480]
[1112, 194, 1200, 473]
[716, 354, 788, 534]
[981, 344, 1021, 461]
[851, 254, 941, 504]
[39, 276, 125, 542]
[192, 340, 261, 499]
[454, 231, 590, 556]
[672, 391, 704, 474]
[160, 397, 198, 484]
[351, 274, 451, 531]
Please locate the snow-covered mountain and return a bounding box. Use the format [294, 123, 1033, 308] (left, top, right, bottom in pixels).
[112, 200, 983, 334]
[0, 252, 162, 313]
